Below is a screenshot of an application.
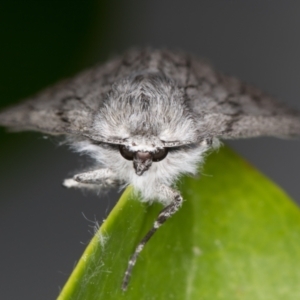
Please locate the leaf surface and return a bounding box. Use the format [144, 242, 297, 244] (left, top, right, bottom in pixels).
[58, 147, 300, 300]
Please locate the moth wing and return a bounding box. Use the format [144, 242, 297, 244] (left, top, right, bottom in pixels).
[0, 56, 124, 135]
[187, 57, 300, 139]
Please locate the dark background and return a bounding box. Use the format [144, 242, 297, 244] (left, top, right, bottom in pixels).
[0, 1, 300, 299]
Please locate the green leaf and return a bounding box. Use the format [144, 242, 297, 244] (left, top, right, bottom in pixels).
[57, 146, 300, 300]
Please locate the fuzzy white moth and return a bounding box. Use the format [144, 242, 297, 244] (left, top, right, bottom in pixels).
[0, 48, 300, 290]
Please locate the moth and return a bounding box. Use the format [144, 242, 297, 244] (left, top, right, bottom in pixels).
[0, 48, 299, 290]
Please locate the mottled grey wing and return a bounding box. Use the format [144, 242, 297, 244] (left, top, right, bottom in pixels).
[0, 48, 150, 135]
[185, 56, 300, 139]
[0, 56, 123, 135]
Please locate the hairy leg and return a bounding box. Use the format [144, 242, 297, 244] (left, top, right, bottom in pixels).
[122, 185, 183, 291]
[63, 168, 120, 189]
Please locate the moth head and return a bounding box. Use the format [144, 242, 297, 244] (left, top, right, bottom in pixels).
[119, 144, 168, 176]
[113, 134, 167, 175]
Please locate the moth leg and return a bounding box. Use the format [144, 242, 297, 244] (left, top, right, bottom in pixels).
[63, 168, 120, 189]
[122, 185, 183, 291]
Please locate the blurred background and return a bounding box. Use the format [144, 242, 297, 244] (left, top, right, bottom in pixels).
[0, 1, 300, 299]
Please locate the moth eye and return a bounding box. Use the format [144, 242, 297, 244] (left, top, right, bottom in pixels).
[152, 148, 168, 162]
[119, 145, 134, 161]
